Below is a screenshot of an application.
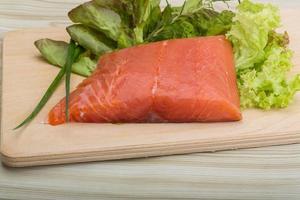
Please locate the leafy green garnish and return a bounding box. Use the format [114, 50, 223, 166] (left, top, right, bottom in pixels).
[67, 24, 116, 56]
[72, 55, 97, 77]
[192, 10, 235, 36]
[179, 0, 203, 14]
[68, 1, 133, 48]
[227, 0, 300, 109]
[36, 0, 236, 77]
[35, 39, 95, 77]
[68, 1, 121, 41]
[35, 39, 68, 67]
[133, 0, 161, 43]
[147, 5, 234, 42]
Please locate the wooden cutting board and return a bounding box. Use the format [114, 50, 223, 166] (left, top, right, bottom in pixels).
[1, 9, 300, 167]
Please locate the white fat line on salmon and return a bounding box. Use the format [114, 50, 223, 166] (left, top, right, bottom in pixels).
[152, 41, 168, 97]
[152, 77, 158, 96]
[79, 111, 85, 118]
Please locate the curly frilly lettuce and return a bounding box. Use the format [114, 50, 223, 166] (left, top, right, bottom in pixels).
[227, 0, 300, 109]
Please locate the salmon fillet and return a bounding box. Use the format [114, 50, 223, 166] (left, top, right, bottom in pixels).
[48, 36, 242, 125]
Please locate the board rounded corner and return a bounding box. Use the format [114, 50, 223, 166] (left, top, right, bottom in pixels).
[0, 149, 20, 167]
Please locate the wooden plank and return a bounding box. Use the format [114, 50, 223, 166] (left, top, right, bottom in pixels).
[1, 145, 299, 200]
[1, 9, 300, 167]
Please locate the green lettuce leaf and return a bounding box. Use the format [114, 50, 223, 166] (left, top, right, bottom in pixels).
[34, 39, 68, 67]
[68, 1, 121, 40]
[72, 54, 97, 77]
[192, 9, 235, 36]
[148, 16, 197, 41]
[181, 0, 203, 14]
[68, 1, 133, 48]
[94, 0, 133, 27]
[227, 0, 280, 70]
[227, 0, 300, 109]
[67, 24, 116, 56]
[148, 6, 234, 42]
[133, 0, 161, 43]
[34, 38, 95, 77]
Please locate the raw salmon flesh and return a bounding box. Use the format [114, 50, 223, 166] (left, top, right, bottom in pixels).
[48, 36, 242, 125]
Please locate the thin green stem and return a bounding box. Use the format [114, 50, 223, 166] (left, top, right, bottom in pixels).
[14, 66, 66, 130]
[14, 40, 79, 130]
[65, 40, 82, 122]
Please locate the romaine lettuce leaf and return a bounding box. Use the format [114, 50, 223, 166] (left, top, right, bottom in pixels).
[34, 39, 96, 77]
[72, 55, 97, 77]
[181, 0, 203, 14]
[94, 0, 133, 28]
[67, 24, 116, 56]
[34, 39, 68, 67]
[133, 0, 161, 43]
[68, 1, 122, 41]
[68, 1, 133, 48]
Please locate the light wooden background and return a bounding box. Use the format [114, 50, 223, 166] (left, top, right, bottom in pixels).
[0, 0, 300, 199]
